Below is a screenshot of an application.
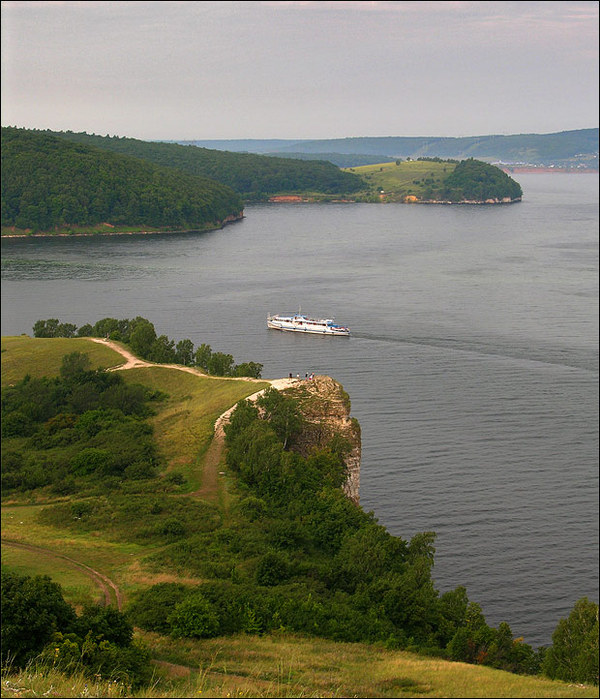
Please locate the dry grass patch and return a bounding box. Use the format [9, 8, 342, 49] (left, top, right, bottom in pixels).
[134, 632, 598, 698]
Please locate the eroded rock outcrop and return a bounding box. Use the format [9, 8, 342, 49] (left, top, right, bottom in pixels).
[283, 375, 361, 504]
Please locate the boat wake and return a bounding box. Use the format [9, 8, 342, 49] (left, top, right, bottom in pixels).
[350, 331, 598, 373]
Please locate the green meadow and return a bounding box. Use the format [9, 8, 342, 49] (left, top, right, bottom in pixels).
[346, 160, 457, 201]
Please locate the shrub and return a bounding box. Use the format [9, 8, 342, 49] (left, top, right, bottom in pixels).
[168, 593, 220, 638]
[125, 583, 189, 633]
[543, 597, 599, 685]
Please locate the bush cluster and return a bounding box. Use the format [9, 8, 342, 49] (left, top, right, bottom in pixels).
[1, 351, 161, 493]
[1, 571, 152, 687]
[32, 316, 263, 378]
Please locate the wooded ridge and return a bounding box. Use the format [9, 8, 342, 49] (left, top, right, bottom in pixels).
[1, 127, 244, 234]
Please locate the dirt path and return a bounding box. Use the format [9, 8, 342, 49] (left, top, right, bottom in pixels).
[11, 339, 295, 596]
[89, 337, 294, 390]
[89, 338, 294, 499]
[1, 538, 123, 610]
[2, 343, 294, 611]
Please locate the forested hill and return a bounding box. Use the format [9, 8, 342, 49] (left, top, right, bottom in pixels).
[1, 127, 244, 235]
[43, 130, 365, 200]
[183, 129, 599, 168]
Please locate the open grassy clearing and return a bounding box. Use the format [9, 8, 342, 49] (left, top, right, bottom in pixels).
[346, 160, 456, 201]
[1, 544, 100, 609]
[1, 335, 125, 383]
[144, 632, 597, 698]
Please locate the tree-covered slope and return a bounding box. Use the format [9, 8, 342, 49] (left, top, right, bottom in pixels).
[45, 130, 365, 200]
[439, 158, 523, 201]
[186, 129, 599, 167]
[350, 158, 523, 203]
[1, 127, 243, 234]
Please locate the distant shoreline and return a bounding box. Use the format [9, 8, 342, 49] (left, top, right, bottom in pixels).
[1, 215, 245, 239]
[500, 167, 598, 174]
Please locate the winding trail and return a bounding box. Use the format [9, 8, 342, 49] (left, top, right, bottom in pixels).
[88, 337, 296, 500]
[1, 341, 296, 610]
[88, 337, 294, 391]
[1, 538, 123, 609]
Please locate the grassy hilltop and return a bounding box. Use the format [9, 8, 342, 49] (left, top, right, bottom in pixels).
[1, 335, 596, 698]
[346, 158, 523, 203]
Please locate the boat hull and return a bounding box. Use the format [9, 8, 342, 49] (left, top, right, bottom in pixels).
[267, 314, 350, 336]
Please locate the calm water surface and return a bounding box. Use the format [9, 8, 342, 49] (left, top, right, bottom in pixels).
[2, 173, 598, 647]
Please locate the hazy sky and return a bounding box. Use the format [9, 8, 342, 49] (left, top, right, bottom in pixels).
[1, 1, 598, 140]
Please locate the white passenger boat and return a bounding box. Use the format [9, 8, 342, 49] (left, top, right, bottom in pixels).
[267, 310, 350, 336]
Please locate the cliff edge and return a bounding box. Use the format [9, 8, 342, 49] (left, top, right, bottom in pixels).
[283, 375, 361, 504]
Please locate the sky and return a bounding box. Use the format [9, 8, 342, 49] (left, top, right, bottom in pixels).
[1, 1, 598, 141]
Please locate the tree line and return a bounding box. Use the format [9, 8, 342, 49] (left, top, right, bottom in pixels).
[42, 129, 366, 201]
[1, 127, 244, 233]
[32, 316, 263, 378]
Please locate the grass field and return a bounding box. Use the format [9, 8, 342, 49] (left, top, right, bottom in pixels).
[346, 160, 456, 201]
[1, 335, 125, 383]
[1, 633, 597, 698]
[1, 542, 100, 609]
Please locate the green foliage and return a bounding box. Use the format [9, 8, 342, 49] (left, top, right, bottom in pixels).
[445, 603, 541, 675]
[1, 571, 77, 667]
[168, 593, 221, 639]
[33, 319, 78, 338]
[43, 129, 366, 200]
[40, 633, 152, 688]
[1, 355, 160, 493]
[256, 387, 305, 449]
[125, 583, 189, 634]
[1, 569, 148, 683]
[1, 127, 243, 233]
[440, 158, 523, 201]
[73, 605, 134, 647]
[255, 550, 292, 586]
[543, 598, 599, 685]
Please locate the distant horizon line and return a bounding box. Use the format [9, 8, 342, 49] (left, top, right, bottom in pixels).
[2, 125, 598, 142]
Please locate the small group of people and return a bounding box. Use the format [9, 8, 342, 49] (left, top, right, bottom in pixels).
[289, 372, 315, 381]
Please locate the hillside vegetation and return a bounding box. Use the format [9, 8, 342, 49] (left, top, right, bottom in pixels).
[0, 128, 244, 236]
[349, 158, 523, 203]
[43, 129, 366, 201]
[189, 129, 599, 167]
[1, 128, 525, 238]
[1, 334, 597, 697]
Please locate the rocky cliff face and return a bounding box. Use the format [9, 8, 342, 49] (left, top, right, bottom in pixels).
[283, 376, 361, 504]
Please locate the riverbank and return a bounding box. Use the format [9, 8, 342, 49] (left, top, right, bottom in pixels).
[0, 213, 245, 238]
[501, 167, 598, 174]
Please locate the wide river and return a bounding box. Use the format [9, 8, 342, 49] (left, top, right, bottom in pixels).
[1, 173, 598, 648]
